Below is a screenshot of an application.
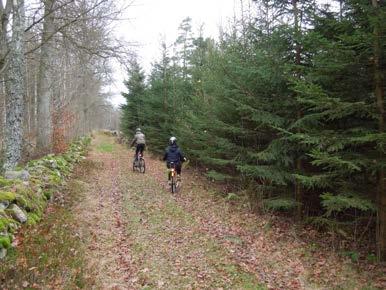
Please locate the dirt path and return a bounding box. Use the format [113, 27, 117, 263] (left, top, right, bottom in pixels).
[2, 133, 384, 289]
[4, 133, 381, 289]
[74, 134, 265, 289]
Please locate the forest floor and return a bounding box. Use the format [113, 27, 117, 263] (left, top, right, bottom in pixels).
[1, 133, 385, 289]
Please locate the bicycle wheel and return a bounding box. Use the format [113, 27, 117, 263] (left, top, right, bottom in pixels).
[139, 158, 145, 173]
[171, 176, 176, 193]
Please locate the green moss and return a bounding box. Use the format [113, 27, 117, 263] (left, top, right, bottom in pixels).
[0, 177, 14, 187]
[0, 191, 16, 202]
[49, 172, 62, 185]
[0, 216, 18, 233]
[43, 189, 54, 200]
[0, 209, 7, 217]
[0, 234, 11, 249]
[0, 135, 90, 256]
[26, 212, 41, 226]
[7, 220, 20, 233]
[0, 217, 10, 231]
[15, 194, 29, 210]
[13, 185, 46, 216]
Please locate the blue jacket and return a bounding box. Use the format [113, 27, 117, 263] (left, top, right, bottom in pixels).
[163, 144, 185, 164]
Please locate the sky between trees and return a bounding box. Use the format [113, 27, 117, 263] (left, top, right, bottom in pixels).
[107, 0, 242, 106]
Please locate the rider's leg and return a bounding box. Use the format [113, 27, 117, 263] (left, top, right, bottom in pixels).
[166, 163, 172, 184]
[135, 145, 140, 160]
[166, 163, 170, 179]
[176, 163, 182, 181]
[139, 144, 145, 157]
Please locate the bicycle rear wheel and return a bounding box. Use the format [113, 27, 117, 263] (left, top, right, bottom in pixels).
[171, 176, 176, 193]
[139, 158, 145, 173]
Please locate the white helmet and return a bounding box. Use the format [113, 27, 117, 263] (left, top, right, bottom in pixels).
[136, 128, 141, 132]
[169, 136, 177, 145]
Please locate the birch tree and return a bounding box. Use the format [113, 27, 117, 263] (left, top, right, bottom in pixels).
[36, 0, 55, 150]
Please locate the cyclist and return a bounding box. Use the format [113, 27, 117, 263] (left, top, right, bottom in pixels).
[163, 136, 186, 182]
[130, 128, 146, 161]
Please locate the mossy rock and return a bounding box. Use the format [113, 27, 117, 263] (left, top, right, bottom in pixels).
[0, 210, 19, 233]
[0, 215, 17, 232]
[6, 204, 27, 223]
[15, 188, 46, 215]
[0, 234, 11, 249]
[0, 191, 16, 203]
[0, 135, 90, 244]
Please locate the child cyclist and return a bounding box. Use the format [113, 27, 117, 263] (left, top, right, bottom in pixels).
[163, 136, 186, 182]
[130, 128, 146, 160]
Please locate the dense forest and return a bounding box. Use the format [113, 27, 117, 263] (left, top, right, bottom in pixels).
[0, 0, 122, 170]
[121, 0, 386, 261]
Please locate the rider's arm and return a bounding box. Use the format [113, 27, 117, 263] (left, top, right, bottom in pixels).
[163, 150, 168, 161]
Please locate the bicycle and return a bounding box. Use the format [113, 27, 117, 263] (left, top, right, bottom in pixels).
[168, 162, 180, 193]
[133, 152, 145, 173]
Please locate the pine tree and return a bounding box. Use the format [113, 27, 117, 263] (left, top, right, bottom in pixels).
[120, 57, 147, 137]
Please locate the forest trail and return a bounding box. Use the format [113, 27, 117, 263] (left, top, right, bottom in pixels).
[73, 133, 377, 289]
[1, 133, 384, 289]
[75, 134, 265, 289]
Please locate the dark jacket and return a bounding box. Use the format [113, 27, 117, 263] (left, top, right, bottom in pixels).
[163, 144, 185, 164]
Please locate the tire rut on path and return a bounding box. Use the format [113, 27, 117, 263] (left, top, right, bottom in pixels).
[76, 134, 262, 289]
[74, 137, 135, 289]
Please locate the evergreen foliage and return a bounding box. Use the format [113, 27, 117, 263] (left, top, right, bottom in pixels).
[120, 1, 386, 260]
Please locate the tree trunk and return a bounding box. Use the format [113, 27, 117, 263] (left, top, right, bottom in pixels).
[3, 0, 25, 170]
[36, 0, 55, 151]
[292, 0, 303, 220]
[372, 0, 386, 262]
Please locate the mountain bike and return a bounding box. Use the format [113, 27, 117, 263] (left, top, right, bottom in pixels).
[168, 162, 179, 193]
[133, 152, 145, 173]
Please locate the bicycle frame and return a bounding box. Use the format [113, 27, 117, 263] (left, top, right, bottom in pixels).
[168, 162, 179, 193]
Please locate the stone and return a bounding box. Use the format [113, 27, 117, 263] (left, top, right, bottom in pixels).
[0, 248, 6, 259]
[4, 170, 30, 181]
[7, 204, 27, 223]
[0, 201, 9, 210]
[49, 160, 58, 169]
